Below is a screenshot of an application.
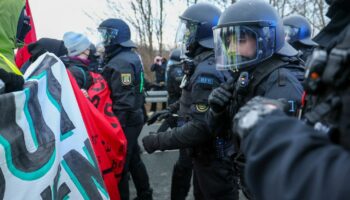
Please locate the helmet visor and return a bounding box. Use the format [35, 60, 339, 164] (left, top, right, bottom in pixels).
[284, 25, 299, 43]
[175, 19, 199, 57]
[214, 26, 259, 70]
[214, 23, 275, 71]
[98, 27, 119, 46]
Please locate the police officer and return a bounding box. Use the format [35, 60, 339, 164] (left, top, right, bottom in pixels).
[230, 0, 350, 199]
[153, 48, 184, 133]
[98, 18, 152, 200]
[143, 3, 240, 200]
[283, 14, 318, 61]
[166, 48, 184, 105]
[207, 1, 305, 198]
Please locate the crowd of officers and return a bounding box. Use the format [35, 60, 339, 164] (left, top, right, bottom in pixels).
[1, 0, 350, 199]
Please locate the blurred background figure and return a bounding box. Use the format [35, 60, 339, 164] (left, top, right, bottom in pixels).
[149, 55, 167, 113]
[283, 14, 318, 62]
[166, 48, 183, 105]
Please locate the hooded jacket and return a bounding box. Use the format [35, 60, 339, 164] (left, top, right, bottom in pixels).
[0, 0, 25, 72]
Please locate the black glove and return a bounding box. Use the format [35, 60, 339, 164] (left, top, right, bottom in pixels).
[233, 96, 289, 139]
[208, 84, 233, 113]
[0, 68, 24, 93]
[147, 109, 172, 125]
[142, 132, 160, 154]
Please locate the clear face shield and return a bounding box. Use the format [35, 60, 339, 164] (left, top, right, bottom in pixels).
[284, 25, 299, 43]
[175, 19, 199, 58]
[98, 27, 119, 46]
[213, 23, 275, 71]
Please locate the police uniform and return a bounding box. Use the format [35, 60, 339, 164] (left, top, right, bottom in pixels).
[152, 51, 239, 200]
[290, 41, 315, 62]
[166, 62, 183, 105]
[142, 3, 238, 199]
[103, 48, 152, 200]
[238, 3, 350, 197]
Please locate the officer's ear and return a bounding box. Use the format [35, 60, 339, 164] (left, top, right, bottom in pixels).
[16, 6, 31, 47]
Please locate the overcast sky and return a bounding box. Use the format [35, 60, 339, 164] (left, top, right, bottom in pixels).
[29, 0, 188, 47]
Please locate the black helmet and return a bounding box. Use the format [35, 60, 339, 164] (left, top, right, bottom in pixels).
[169, 48, 181, 62]
[283, 15, 317, 46]
[175, 3, 221, 57]
[98, 18, 136, 48]
[213, 0, 297, 71]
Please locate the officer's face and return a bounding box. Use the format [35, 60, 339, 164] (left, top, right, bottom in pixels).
[227, 33, 257, 59]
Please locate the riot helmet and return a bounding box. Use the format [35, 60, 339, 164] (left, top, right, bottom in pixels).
[169, 48, 181, 62]
[175, 3, 221, 58]
[283, 15, 317, 46]
[213, 0, 298, 71]
[98, 18, 136, 48]
[166, 48, 181, 68]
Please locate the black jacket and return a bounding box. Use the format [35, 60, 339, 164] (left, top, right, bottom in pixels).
[62, 57, 92, 90]
[151, 63, 166, 83]
[242, 110, 350, 200]
[291, 41, 316, 62]
[166, 62, 183, 105]
[155, 51, 227, 152]
[102, 48, 144, 127]
[207, 55, 304, 146]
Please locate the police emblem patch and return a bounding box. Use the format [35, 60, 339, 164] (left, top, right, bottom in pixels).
[121, 73, 132, 85]
[195, 104, 209, 112]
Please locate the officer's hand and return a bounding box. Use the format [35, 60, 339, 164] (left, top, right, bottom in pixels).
[208, 85, 232, 113]
[147, 109, 172, 125]
[233, 96, 289, 139]
[0, 69, 24, 93]
[142, 132, 160, 154]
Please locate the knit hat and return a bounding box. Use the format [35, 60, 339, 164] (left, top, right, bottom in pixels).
[63, 32, 91, 56]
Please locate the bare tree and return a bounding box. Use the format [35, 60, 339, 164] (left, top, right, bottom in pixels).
[155, 0, 166, 56]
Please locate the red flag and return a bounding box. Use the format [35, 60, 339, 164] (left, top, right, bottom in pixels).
[68, 72, 127, 200]
[15, 0, 37, 68]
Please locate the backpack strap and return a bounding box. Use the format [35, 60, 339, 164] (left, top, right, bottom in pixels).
[76, 67, 87, 89]
[247, 56, 288, 97]
[247, 56, 305, 97]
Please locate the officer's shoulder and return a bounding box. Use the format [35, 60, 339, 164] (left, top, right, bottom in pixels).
[111, 51, 139, 62]
[194, 56, 217, 76]
[264, 65, 302, 86]
[107, 51, 138, 70]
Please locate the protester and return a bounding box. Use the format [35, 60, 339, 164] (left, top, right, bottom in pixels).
[62, 31, 93, 97]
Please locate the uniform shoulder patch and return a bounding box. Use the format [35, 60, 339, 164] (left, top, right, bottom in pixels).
[196, 76, 214, 85]
[121, 73, 132, 85]
[195, 104, 209, 112]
